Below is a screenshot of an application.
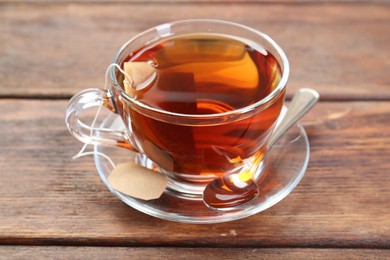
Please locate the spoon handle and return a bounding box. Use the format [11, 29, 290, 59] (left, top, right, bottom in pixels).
[267, 88, 319, 148]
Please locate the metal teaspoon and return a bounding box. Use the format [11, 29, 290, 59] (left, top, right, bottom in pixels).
[202, 88, 320, 211]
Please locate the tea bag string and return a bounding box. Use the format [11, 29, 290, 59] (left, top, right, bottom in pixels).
[72, 63, 133, 167]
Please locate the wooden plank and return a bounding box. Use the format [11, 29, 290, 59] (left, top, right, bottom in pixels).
[1, 247, 389, 259]
[0, 100, 389, 247]
[0, 3, 389, 99]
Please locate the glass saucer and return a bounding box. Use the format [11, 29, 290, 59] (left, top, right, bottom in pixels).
[94, 111, 310, 224]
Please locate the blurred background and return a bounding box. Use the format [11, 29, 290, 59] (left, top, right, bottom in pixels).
[2, 0, 388, 100]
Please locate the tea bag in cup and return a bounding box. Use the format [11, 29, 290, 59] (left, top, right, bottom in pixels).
[123, 62, 157, 97]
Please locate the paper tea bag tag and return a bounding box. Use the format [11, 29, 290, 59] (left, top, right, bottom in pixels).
[123, 62, 156, 96]
[108, 162, 168, 200]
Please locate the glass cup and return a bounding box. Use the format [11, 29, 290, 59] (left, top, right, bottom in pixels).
[65, 19, 289, 197]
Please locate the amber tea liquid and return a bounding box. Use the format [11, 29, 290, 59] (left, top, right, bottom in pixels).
[120, 34, 285, 183]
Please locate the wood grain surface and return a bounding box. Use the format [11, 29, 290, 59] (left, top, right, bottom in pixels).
[0, 0, 389, 257]
[0, 100, 389, 248]
[1, 247, 390, 259]
[0, 2, 389, 99]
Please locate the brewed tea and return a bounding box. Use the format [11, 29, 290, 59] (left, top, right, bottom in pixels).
[121, 34, 284, 179]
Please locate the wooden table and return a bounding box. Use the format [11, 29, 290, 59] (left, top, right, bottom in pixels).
[1, 0, 389, 258]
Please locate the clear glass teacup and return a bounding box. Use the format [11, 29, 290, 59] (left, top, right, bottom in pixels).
[65, 19, 289, 197]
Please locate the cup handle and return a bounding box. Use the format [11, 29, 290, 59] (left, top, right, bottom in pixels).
[65, 88, 138, 151]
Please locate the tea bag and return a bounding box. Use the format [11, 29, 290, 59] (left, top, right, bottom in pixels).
[108, 162, 168, 200]
[123, 62, 156, 96]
